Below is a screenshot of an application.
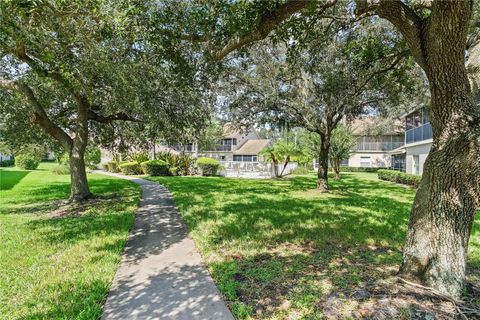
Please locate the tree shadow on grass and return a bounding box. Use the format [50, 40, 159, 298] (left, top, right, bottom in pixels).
[0, 169, 30, 190]
[3, 178, 138, 214]
[157, 174, 414, 252]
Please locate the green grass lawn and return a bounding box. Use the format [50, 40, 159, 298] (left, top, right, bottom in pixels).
[146, 172, 480, 319]
[0, 163, 140, 320]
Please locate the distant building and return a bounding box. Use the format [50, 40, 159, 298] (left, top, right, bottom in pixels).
[389, 107, 432, 175]
[180, 125, 270, 162]
[348, 117, 405, 169]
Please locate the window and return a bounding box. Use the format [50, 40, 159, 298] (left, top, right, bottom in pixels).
[233, 155, 257, 162]
[360, 156, 371, 167]
[220, 155, 226, 160]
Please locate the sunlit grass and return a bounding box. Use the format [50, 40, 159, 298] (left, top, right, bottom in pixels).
[0, 163, 140, 319]
[147, 172, 480, 319]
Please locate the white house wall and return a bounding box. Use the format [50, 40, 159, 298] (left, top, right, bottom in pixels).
[405, 142, 432, 175]
[348, 152, 391, 168]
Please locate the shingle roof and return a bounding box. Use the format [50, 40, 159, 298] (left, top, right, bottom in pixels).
[233, 139, 270, 155]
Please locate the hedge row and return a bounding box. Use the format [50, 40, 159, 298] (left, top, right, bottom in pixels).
[378, 169, 421, 187]
[119, 162, 143, 175]
[104, 156, 219, 177]
[339, 166, 379, 173]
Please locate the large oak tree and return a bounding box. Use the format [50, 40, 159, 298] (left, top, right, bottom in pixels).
[174, 0, 480, 297]
[0, 1, 207, 201]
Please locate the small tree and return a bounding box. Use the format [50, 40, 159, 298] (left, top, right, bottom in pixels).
[261, 139, 299, 178]
[329, 125, 356, 180]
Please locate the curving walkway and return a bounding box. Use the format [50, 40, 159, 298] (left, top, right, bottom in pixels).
[97, 171, 234, 320]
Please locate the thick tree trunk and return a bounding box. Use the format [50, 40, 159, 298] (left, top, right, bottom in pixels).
[316, 135, 330, 192]
[399, 6, 480, 296]
[69, 142, 91, 201]
[69, 97, 92, 201]
[399, 80, 480, 297]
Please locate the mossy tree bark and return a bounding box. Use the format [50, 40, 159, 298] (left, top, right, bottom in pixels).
[356, 1, 480, 297]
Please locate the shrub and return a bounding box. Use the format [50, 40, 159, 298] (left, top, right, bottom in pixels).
[169, 166, 179, 176]
[119, 162, 143, 175]
[50, 164, 70, 175]
[107, 161, 120, 173]
[155, 152, 194, 175]
[378, 169, 421, 187]
[177, 154, 195, 175]
[141, 160, 170, 176]
[15, 154, 40, 170]
[129, 151, 150, 164]
[291, 165, 311, 175]
[101, 163, 109, 171]
[0, 159, 14, 167]
[197, 157, 220, 176]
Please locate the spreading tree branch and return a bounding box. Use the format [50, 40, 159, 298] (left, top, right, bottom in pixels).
[213, 0, 337, 61]
[0, 79, 73, 150]
[355, 0, 426, 68]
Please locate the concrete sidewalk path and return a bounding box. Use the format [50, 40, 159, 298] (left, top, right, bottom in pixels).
[97, 171, 234, 320]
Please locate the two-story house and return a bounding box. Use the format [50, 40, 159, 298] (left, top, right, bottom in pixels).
[389, 107, 432, 175]
[347, 117, 405, 169]
[182, 125, 270, 162]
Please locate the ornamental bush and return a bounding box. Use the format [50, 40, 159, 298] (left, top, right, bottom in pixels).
[141, 160, 170, 176]
[15, 154, 40, 170]
[107, 161, 120, 173]
[378, 169, 421, 187]
[197, 157, 220, 176]
[50, 164, 70, 175]
[119, 162, 143, 175]
[129, 151, 150, 164]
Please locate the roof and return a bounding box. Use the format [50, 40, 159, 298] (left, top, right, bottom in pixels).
[233, 139, 270, 155]
[222, 123, 258, 139]
[348, 117, 404, 136]
[155, 145, 180, 155]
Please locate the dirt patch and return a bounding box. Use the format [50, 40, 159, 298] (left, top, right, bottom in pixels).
[317, 278, 480, 319]
[47, 194, 120, 218]
[227, 241, 480, 319]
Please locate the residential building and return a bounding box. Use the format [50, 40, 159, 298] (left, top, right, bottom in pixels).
[181, 125, 270, 162]
[389, 107, 432, 175]
[347, 117, 405, 169]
